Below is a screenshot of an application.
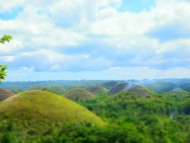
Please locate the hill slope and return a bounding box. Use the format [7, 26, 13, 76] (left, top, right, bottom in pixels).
[103, 81, 119, 89]
[108, 83, 155, 97]
[31, 85, 66, 95]
[108, 83, 128, 95]
[128, 85, 155, 97]
[0, 90, 104, 141]
[88, 86, 108, 94]
[0, 88, 14, 101]
[64, 87, 95, 101]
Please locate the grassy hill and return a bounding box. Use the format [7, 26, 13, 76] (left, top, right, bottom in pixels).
[103, 81, 119, 89]
[0, 88, 14, 101]
[31, 85, 66, 95]
[144, 82, 177, 93]
[108, 83, 127, 95]
[170, 87, 189, 95]
[128, 85, 156, 97]
[64, 87, 95, 101]
[88, 86, 108, 94]
[108, 83, 155, 97]
[0, 90, 104, 141]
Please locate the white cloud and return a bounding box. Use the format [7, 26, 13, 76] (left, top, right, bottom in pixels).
[0, 0, 25, 12]
[0, 39, 23, 53]
[0, 0, 190, 75]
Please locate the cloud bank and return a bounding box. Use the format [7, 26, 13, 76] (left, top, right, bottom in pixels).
[0, 0, 190, 80]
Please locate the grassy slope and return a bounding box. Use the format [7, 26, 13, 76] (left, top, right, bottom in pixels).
[0, 88, 14, 101]
[31, 85, 66, 95]
[128, 86, 156, 97]
[108, 83, 127, 95]
[89, 86, 108, 94]
[0, 90, 104, 141]
[0, 90, 103, 124]
[64, 87, 95, 101]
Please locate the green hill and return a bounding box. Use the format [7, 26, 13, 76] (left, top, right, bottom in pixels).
[108, 83, 155, 97]
[170, 87, 189, 95]
[128, 85, 155, 97]
[0, 88, 14, 101]
[108, 83, 128, 95]
[88, 86, 108, 94]
[103, 81, 119, 89]
[145, 82, 177, 93]
[64, 87, 95, 101]
[0, 90, 104, 141]
[31, 85, 66, 95]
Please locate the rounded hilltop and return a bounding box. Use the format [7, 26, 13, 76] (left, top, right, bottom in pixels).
[0, 88, 14, 101]
[64, 87, 95, 101]
[109, 83, 155, 97]
[88, 86, 108, 94]
[108, 83, 127, 95]
[127, 85, 156, 97]
[0, 90, 104, 140]
[0, 90, 103, 125]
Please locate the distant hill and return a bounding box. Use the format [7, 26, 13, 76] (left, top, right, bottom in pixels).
[103, 81, 119, 89]
[170, 88, 189, 95]
[108, 83, 155, 97]
[0, 88, 14, 101]
[64, 87, 95, 101]
[144, 82, 178, 93]
[108, 83, 127, 95]
[180, 83, 190, 91]
[127, 85, 155, 97]
[0, 90, 104, 140]
[31, 85, 66, 95]
[88, 86, 108, 94]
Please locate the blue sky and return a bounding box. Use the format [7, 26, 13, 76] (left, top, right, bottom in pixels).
[0, 0, 190, 81]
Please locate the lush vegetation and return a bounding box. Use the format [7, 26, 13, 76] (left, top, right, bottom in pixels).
[0, 90, 104, 142]
[0, 35, 12, 83]
[1, 80, 190, 142]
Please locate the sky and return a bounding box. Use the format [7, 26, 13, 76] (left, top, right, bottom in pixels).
[0, 0, 190, 81]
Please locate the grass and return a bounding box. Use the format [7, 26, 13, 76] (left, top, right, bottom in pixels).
[128, 86, 156, 97]
[64, 87, 95, 101]
[88, 86, 108, 94]
[0, 88, 14, 101]
[0, 90, 104, 141]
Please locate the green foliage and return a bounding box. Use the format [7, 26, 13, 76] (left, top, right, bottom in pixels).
[0, 35, 12, 83]
[0, 35, 12, 44]
[75, 90, 190, 143]
[1, 80, 190, 142]
[0, 65, 7, 83]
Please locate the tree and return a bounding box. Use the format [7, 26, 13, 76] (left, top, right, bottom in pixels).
[0, 35, 12, 83]
[0, 35, 12, 44]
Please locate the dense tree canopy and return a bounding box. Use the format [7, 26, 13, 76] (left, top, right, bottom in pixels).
[0, 35, 12, 83]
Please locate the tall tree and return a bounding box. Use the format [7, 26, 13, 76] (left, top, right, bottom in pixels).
[0, 35, 12, 83]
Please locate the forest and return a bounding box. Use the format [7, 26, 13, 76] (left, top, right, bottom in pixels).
[1, 79, 190, 143]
